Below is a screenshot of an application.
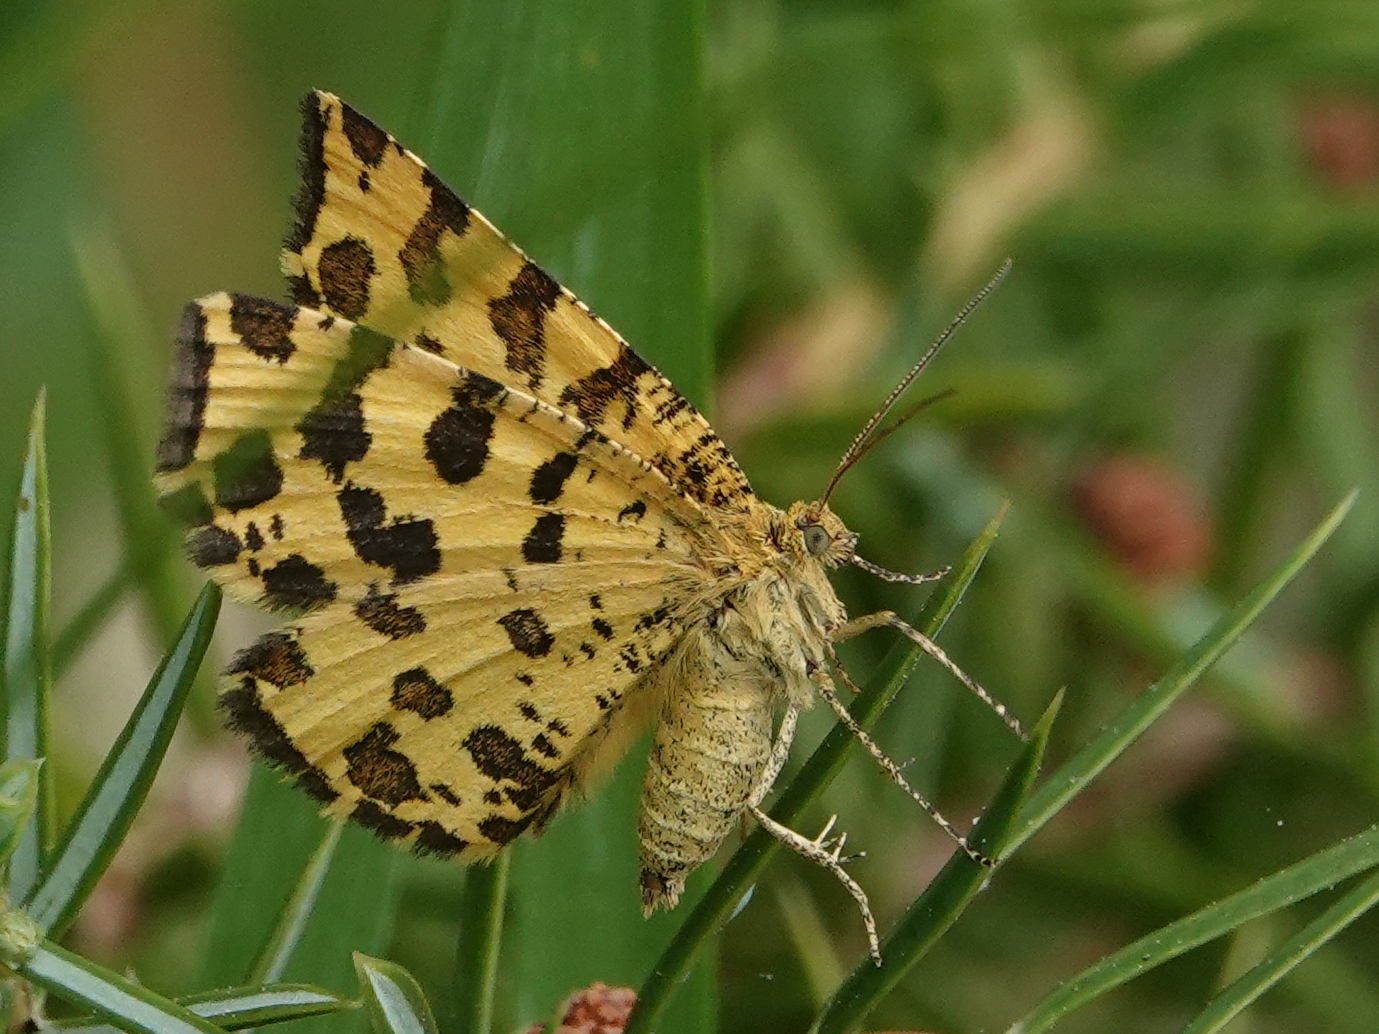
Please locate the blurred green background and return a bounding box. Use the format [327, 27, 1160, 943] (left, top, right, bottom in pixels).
[3, 0, 1379, 1032]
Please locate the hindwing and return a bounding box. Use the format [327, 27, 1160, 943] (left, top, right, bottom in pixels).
[155, 292, 709, 853]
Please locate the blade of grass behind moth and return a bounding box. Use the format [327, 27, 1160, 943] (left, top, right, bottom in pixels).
[246, 819, 345, 984]
[628, 502, 1009, 1034]
[50, 561, 133, 681]
[354, 953, 439, 1034]
[1003, 489, 1356, 857]
[71, 223, 186, 653]
[0, 759, 42, 866]
[20, 941, 226, 1034]
[809, 691, 1059, 1034]
[454, 853, 507, 1034]
[4, 391, 53, 902]
[1182, 866, 1379, 1034]
[25, 582, 220, 937]
[1009, 823, 1379, 1034]
[52, 984, 349, 1032]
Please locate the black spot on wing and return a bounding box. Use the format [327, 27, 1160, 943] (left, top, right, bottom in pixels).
[187, 524, 240, 568]
[478, 812, 534, 846]
[430, 783, 461, 806]
[338, 483, 440, 584]
[425, 372, 502, 484]
[498, 608, 554, 657]
[244, 522, 264, 552]
[297, 391, 368, 483]
[414, 820, 468, 856]
[270, 514, 285, 540]
[340, 101, 389, 166]
[591, 617, 614, 641]
[229, 294, 296, 363]
[462, 725, 561, 811]
[344, 721, 425, 806]
[400, 167, 471, 306]
[415, 332, 444, 354]
[219, 678, 338, 803]
[155, 303, 213, 473]
[489, 261, 560, 391]
[212, 430, 283, 513]
[285, 92, 328, 255]
[227, 631, 314, 687]
[355, 585, 426, 639]
[521, 512, 564, 564]
[352, 799, 413, 840]
[391, 666, 453, 719]
[557, 343, 651, 430]
[260, 554, 337, 610]
[529, 452, 577, 504]
[318, 236, 375, 320]
[618, 499, 646, 522]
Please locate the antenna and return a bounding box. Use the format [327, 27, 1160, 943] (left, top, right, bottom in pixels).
[819, 259, 1011, 505]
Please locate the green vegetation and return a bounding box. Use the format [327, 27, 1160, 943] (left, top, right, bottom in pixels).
[1, 1, 1376, 1032]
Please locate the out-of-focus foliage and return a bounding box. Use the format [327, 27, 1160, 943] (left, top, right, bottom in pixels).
[1, 0, 1377, 1032]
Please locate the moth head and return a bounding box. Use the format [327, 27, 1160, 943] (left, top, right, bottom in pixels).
[787, 501, 857, 568]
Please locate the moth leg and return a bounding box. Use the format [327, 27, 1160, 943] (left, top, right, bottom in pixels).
[748, 704, 799, 810]
[833, 610, 1024, 738]
[820, 646, 993, 868]
[750, 806, 881, 965]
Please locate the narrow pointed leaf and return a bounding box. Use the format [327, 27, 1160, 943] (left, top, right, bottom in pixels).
[4, 391, 53, 902]
[454, 853, 507, 1034]
[21, 940, 227, 1034]
[809, 691, 1060, 1034]
[25, 582, 221, 936]
[1004, 490, 1356, 856]
[355, 953, 439, 1034]
[54, 984, 349, 1031]
[1181, 867, 1379, 1034]
[629, 503, 1009, 1034]
[247, 819, 345, 984]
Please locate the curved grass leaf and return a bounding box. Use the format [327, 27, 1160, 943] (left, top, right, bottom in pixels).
[1005, 489, 1357, 856]
[54, 984, 350, 1031]
[808, 691, 1060, 1034]
[0, 758, 41, 867]
[50, 562, 132, 680]
[628, 502, 1009, 1034]
[1010, 823, 1379, 1033]
[247, 819, 345, 984]
[25, 582, 221, 938]
[354, 953, 439, 1034]
[1181, 866, 1379, 1034]
[4, 391, 53, 903]
[454, 853, 507, 1034]
[22, 941, 226, 1034]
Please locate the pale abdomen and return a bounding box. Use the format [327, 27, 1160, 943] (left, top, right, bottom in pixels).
[637, 623, 775, 912]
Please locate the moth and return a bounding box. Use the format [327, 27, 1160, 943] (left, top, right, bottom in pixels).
[154, 91, 1021, 961]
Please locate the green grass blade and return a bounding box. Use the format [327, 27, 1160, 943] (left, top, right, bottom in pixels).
[25, 582, 221, 938]
[354, 953, 439, 1034]
[247, 820, 346, 984]
[54, 984, 350, 1031]
[71, 223, 185, 649]
[417, 1, 712, 1029]
[628, 502, 1009, 1034]
[1004, 490, 1357, 856]
[0, 759, 42, 867]
[1010, 824, 1379, 1034]
[21, 940, 226, 1034]
[808, 692, 1059, 1034]
[453, 854, 507, 1034]
[50, 562, 132, 680]
[4, 391, 53, 903]
[1182, 867, 1379, 1034]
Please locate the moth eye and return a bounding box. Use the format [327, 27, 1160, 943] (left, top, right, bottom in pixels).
[802, 524, 831, 556]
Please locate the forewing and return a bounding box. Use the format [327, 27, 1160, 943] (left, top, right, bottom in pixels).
[282, 89, 753, 514]
[155, 292, 703, 854]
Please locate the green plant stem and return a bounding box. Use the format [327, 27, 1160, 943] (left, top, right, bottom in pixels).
[455, 854, 508, 1034]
